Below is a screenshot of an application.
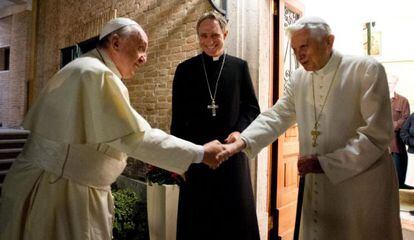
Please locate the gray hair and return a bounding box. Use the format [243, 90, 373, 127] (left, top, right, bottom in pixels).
[286, 16, 332, 41]
[196, 11, 228, 34]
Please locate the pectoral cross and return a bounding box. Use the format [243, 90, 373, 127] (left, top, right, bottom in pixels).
[311, 123, 320, 147]
[207, 100, 219, 117]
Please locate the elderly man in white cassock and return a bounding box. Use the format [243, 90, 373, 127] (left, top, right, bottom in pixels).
[0, 18, 228, 240]
[223, 17, 403, 239]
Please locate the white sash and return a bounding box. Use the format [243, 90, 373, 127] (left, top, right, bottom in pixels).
[20, 134, 127, 189]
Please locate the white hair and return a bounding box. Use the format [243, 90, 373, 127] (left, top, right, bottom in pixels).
[286, 16, 332, 41]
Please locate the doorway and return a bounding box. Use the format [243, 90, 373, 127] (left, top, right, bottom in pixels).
[269, 1, 303, 239]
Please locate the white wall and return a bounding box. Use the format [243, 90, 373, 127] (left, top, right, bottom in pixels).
[227, 1, 272, 239]
[301, 0, 414, 110]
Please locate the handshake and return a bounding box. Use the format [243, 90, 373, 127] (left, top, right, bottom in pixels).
[200, 131, 246, 169]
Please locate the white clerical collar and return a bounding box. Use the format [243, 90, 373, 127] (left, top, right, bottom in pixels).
[314, 50, 341, 76]
[90, 48, 122, 79]
[203, 51, 224, 61]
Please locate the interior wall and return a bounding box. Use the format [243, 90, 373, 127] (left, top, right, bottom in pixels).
[301, 0, 414, 111]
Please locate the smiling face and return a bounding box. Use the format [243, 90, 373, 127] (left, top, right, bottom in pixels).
[107, 26, 148, 79]
[290, 28, 334, 71]
[197, 18, 228, 57]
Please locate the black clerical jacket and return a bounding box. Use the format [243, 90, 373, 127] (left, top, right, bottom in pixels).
[171, 52, 261, 240]
[171, 52, 260, 144]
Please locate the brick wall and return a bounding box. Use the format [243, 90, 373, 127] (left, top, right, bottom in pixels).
[0, 12, 29, 128]
[0, 16, 12, 127]
[35, 0, 211, 131]
[0, 16, 11, 45]
[9, 11, 30, 127]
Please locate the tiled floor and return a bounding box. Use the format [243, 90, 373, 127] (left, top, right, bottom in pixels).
[401, 211, 414, 239]
[400, 188, 414, 240]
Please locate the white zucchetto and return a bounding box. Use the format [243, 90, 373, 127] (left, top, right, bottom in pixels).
[99, 17, 139, 40]
[295, 16, 328, 25]
[286, 16, 331, 37]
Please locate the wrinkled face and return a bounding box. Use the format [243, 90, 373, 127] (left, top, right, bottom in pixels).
[111, 27, 148, 79]
[290, 28, 334, 71]
[198, 19, 227, 57]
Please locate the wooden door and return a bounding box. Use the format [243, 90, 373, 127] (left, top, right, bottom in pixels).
[269, 1, 303, 239]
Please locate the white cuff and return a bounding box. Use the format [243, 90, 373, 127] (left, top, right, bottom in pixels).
[194, 145, 204, 163]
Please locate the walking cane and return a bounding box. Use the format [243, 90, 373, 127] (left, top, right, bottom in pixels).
[293, 176, 305, 240]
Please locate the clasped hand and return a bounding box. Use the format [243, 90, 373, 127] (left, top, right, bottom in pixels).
[201, 131, 246, 169]
[204, 133, 325, 174]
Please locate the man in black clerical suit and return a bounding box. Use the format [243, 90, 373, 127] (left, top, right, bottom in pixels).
[171, 11, 261, 240]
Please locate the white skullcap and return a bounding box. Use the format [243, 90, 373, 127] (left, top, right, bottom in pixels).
[295, 16, 328, 25]
[286, 16, 331, 38]
[99, 17, 139, 40]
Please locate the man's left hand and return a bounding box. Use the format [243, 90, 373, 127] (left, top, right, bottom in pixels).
[297, 154, 324, 176]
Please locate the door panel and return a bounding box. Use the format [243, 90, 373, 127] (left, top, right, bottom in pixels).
[270, 0, 303, 239]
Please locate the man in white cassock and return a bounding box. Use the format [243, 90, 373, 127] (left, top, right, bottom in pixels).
[0, 18, 228, 240]
[223, 17, 403, 240]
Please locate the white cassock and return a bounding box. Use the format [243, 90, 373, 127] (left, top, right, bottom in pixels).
[0, 49, 203, 240]
[241, 51, 402, 240]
